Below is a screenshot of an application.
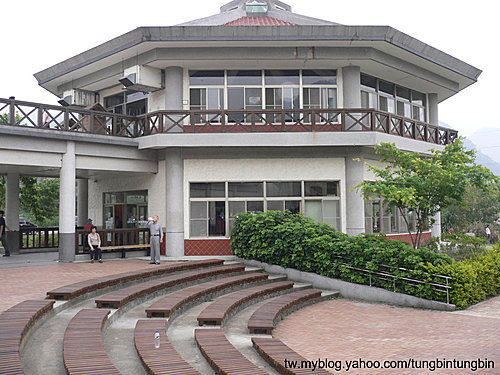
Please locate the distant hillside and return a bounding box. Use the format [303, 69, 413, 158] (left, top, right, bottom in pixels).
[463, 139, 500, 176]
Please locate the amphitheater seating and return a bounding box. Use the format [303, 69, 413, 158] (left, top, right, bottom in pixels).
[248, 289, 323, 334]
[63, 309, 120, 375]
[145, 272, 269, 318]
[135, 319, 201, 375]
[47, 259, 224, 300]
[252, 337, 332, 375]
[197, 281, 294, 326]
[95, 264, 245, 309]
[195, 328, 268, 375]
[0, 300, 55, 375]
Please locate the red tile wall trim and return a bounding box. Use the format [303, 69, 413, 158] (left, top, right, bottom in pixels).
[184, 239, 233, 256]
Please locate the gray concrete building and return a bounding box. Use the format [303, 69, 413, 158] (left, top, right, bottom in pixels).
[0, 0, 481, 261]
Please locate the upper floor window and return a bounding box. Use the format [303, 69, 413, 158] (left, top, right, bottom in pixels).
[360, 73, 426, 122]
[104, 91, 147, 116]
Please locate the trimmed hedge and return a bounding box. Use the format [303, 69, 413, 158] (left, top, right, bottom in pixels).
[231, 211, 453, 302]
[425, 245, 500, 309]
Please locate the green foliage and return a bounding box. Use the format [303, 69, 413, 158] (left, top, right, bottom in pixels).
[357, 139, 498, 248]
[0, 176, 59, 226]
[441, 182, 500, 234]
[231, 211, 452, 301]
[426, 244, 500, 308]
[427, 233, 487, 261]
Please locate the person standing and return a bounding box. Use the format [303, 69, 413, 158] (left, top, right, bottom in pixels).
[485, 225, 492, 244]
[148, 216, 163, 265]
[0, 210, 11, 257]
[87, 226, 103, 263]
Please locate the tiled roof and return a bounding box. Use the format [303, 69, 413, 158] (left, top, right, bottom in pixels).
[224, 16, 296, 26]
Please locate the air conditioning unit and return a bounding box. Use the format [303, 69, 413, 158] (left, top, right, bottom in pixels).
[58, 89, 97, 107]
[119, 65, 162, 92]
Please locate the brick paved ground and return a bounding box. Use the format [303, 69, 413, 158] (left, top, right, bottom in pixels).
[0, 259, 166, 312]
[275, 298, 500, 374]
[1, 259, 498, 375]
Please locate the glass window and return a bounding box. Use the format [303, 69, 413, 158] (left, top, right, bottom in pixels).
[361, 90, 377, 109]
[379, 80, 394, 95]
[302, 70, 337, 85]
[304, 181, 338, 197]
[412, 91, 426, 106]
[265, 70, 300, 85]
[190, 183, 225, 198]
[267, 201, 284, 211]
[266, 182, 301, 197]
[361, 74, 377, 89]
[228, 88, 244, 111]
[209, 201, 225, 236]
[227, 70, 262, 85]
[228, 182, 263, 197]
[104, 93, 124, 108]
[285, 200, 301, 214]
[189, 70, 224, 86]
[396, 86, 411, 100]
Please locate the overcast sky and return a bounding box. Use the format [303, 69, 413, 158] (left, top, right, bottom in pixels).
[1, 0, 498, 145]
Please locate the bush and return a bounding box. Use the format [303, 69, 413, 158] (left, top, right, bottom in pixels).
[231, 211, 452, 301]
[425, 244, 500, 309]
[427, 233, 488, 261]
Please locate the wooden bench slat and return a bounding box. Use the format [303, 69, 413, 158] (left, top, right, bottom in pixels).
[134, 320, 201, 375]
[252, 337, 332, 375]
[197, 281, 294, 326]
[95, 264, 245, 309]
[47, 259, 224, 300]
[0, 300, 55, 375]
[195, 328, 267, 375]
[248, 289, 322, 335]
[63, 309, 121, 375]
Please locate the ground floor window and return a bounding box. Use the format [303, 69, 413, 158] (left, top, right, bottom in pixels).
[103, 190, 148, 229]
[189, 181, 341, 238]
[364, 198, 416, 234]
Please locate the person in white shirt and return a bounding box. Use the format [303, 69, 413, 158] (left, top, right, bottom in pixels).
[485, 225, 491, 244]
[87, 226, 103, 263]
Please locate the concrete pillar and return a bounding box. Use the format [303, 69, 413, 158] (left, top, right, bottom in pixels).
[428, 93, 439, 126]
[59, 141, 76, 262]
[342, 65, 361, 130]
[165, 148, 184, 257]
[428, 94, 441, 237]
[5, 173, 20, 253]
[345, 150, 366, 235]
[164, 66, 184, 133]
[76, 179, 89, 226]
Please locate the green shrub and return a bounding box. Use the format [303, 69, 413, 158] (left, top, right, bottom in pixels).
[231, 211, 452, 302]
[425, 244, 500, 308]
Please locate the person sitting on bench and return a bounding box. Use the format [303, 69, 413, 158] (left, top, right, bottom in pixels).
[88, 226, 103, 263]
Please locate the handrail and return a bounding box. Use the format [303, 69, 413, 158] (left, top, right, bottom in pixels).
[0, 97, 458, 145]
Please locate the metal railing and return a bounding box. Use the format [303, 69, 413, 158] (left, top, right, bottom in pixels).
[0, 97, 458, 145]
[330, 256, 452, 304]
[20, 227, 59, 249]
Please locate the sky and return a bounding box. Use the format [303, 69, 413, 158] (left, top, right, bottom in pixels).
[1, 0, 499, 149]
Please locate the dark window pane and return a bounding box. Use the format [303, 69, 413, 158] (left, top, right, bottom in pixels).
[285, 200, 301, 214]
[265, 70, 300, 85]
[189, 70, 224, 86]
[267, 201, 284, 211]
[228, 88, 244, 110]
[379, 80, 394, 95]
[412, 90, 426, 106]
[302, 70, 337, 85]
[126, 91, 147, 102]
[266, 182, 301, 197]
[361, 74, 377, 89]
[228, 182, 263, 197]
[247, 201, 264, 212]
[190, 183, 225, 198]
[190, 89, 201, 106]
[227, 70, 262, 85]
[104, 93, 124, 108]
[209, 201, 225, 236]
[304, 181, 338, 196]
[396, 85, 411, 100]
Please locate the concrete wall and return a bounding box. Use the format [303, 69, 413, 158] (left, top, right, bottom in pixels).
[239, 258, 455, 311]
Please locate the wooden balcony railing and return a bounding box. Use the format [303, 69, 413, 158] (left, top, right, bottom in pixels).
[0, 97, 458, 145]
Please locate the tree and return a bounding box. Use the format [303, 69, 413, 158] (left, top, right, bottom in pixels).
[357, 139, 498, 248]
[441, 182, 500, 234]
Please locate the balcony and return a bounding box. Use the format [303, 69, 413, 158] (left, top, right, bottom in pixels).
[0, 97, 458, 145]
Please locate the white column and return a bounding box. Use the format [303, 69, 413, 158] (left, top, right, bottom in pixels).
[164, 66, 184, 133]
[165, 148, 184, 257]
[428, 93, 441, 237]
[76, 179, 89, 226]
[342, 65, 362, 130]
[345, 150, 366, 235]
[59, 141, 76, 262]
[5, 173, 20, 253]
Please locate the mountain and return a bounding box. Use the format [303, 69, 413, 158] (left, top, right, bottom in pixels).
[462, 138, 500, 176]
